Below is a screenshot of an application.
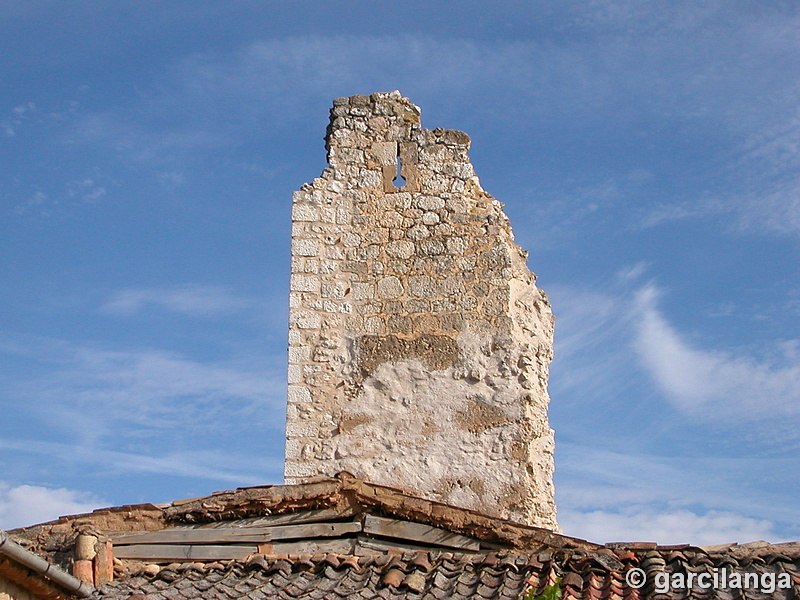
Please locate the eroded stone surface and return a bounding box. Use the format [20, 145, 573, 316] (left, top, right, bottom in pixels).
[285, 91, 557, 530]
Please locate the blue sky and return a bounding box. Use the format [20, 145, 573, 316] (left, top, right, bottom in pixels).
[1, 1, 798, 545]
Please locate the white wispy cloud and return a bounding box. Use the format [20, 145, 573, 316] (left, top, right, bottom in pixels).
[556, 443, 799, 526]
[11, 173, 112, 217]
[7, 339, 284, 441]
[549, 288, 630, 402]
[101, 285, 259, 317]
[12, 190, 49, 216]
[0, 437, 281, 490]
[552, 278, 800, 432]
[66, 176, 107, 204]
[1, 102, 36, 137]
[0, 482, 105, 530]
[549, 274, 799, 542]
[22, 2, 794, 239]
[560, 506, 783, 546]
[633, 285, 800, 424]
[0, 332, 286, 491]
[68, 111, 230, 164]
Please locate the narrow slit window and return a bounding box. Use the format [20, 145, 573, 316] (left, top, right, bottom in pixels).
[393, 145, 407, 189]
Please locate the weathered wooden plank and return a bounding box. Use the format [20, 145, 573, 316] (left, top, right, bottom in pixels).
[362, 515, 480, 551]
[267, 521, 362, 541]
[258, 538, 355, 555]
[356, 535, 479, 555]
[183, 507, 358, 529]
[112, 544, 256, 561]
[112, 521, 362, 546]
[111, 528, 275, 545]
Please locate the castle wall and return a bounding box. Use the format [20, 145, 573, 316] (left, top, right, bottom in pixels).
[284, 91, 557, 529]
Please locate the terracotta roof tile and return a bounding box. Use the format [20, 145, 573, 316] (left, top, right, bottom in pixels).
[9, 477, 800, 599]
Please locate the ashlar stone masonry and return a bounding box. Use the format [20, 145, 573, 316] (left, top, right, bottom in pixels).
[285, 91, 558, 530]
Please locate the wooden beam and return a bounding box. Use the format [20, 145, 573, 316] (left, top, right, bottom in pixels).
[112, 521, 362, 545]
[112, 539, 357, 561]
[180, 507, 358, 529]
[112, 544, 256, 561]
[362, 515, 480, 550]
[267, 521, 362, 541]
[355, 535, 479, 555]
[112, 528, 274, 545]
[258, 538, 355, 556]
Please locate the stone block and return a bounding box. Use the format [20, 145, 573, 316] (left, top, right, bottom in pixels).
[292, 238, 319, 257]
[291, 311, 321, 329]
[290, 274, 320, 293]
[287, 345, 310, 363]
[387, 259, 411, 274]
[284, 461, 319, 479]
[351, 282, 375, 300]
[386, 240, 415, 259]
[382, 300, 403, 314]
[392, 192, 412, 210]
[407, 224, 430, 241]
[413, 313, 440, 332]
[364, 316, 385, 334]
[417, 195, 446, 211]
[419, 239, 445, 256]
[359, 169, 382, 188]
[445, 236, 466, 255]
[408, 275, 436, 298]
[287, 385, 312, 404]
[379, 210, 404, 228]
[371, 141, 397, 166]
[376, 276, 403, 299]
[387, 315, 412, 333]
[422, 211, 440, 225]
[287, 364, 301, 384]
[341, 261, 368, 274]
[324, 245, 345, 260]
[292, 190, 310, 203]
[440, 312, 465, 330]
[406, 299, 431, 313]
[342, 233, 361, 247]
[291, 203, 318, 221]
[438, 276, 464, 296]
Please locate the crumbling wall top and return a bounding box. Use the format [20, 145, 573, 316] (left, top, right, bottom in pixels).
[285, 91, 558, 530]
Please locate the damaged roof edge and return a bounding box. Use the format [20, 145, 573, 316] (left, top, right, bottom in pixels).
[10, 474, 598, 554]
[0, 530, 94, 598]
[161, 473, 598, 550]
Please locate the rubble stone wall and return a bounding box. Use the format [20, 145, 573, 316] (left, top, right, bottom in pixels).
[284, 91, 557, 530]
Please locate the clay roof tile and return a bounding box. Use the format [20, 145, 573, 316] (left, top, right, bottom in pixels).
[382, 567, 405, 588]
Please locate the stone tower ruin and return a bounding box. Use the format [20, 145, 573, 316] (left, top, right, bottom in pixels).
[285, 91, 558, 530]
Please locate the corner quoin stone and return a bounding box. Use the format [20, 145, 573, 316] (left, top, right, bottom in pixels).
[284, 91, 558, 530]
